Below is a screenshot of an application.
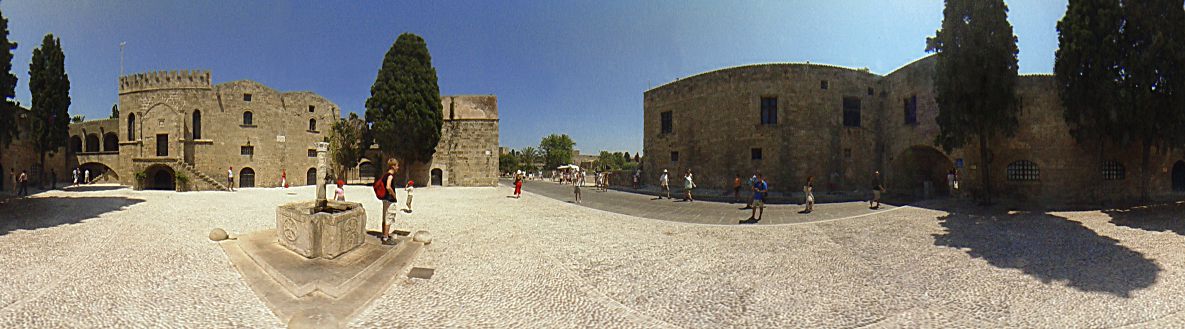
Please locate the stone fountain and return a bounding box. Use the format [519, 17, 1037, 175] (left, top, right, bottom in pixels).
[215, 142, 430, 328]
[275, 142, 366, 259]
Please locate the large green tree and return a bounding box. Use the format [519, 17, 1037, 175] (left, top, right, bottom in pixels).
[1121, 1, 1185, 199]
[926, 0, 1020, 204]
[330, 112, 369, 181]
[29, 34, 70, 186]
[365, 33, 443, 179]
[539, 134, 575, 170]
[1056, 0, 1185, 200]
[0, 8, 17, 172]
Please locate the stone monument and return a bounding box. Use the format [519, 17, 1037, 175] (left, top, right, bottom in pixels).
[216, 142, 430, 328]
[275, 142, 366, 259]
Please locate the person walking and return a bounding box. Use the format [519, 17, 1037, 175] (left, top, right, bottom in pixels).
[282, 170, 288, 188]
[573, 170, 583, 203]
[744, 173, 758, 209]
[227, 167, 236, 191]
[404, 180, 414, 212]
[732, 174, 742, 203]
[513, 171, 524, 198]
[946, 169, 956, 197]
[379, 158, 400, 245]
[683, 169, 696, 202]
[745, 173, 768, 223]
[803, 176, 815, 213]
[17, 170, 28, 197]
[870, 171, 884, 209]
[632, 170, 640, 189]
[71, 168, 78, 187]
[83, 169, 90, 185]
[335, 179, 346, 201]
[659, 169, 670, 199]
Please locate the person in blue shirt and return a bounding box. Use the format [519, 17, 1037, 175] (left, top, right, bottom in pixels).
[745, 173, 768, 223]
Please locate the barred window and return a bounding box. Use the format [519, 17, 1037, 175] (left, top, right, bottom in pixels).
[241, 145, 254, 156]
[842, 96, 861, 127]
[1007, 160, 1039, 181]
[1102, 161, 1125, 180]
[670, 151, 679, 162]
[660, 111, 673, 134]
[760, 97, 777, 125]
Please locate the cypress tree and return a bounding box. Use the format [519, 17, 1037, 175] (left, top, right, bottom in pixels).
[365, 33, 443, 180]
[0, 8, 17, 168]
[926, 0, 1020, 205]
[29, 34, 71, 186]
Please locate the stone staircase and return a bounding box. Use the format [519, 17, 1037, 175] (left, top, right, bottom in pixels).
[174, 160, 229, 191]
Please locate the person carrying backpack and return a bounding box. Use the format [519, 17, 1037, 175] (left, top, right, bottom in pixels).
[374, 158, 400, 245]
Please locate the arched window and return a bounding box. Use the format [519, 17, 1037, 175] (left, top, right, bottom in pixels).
[192, 110, 202, 139]
[1007, 160, 1040, 181]
[309, 118, 317, 131]
[70, 136, 82, 153]
[243, 111, 254, 126]
[127, 113, 136, 141]
[85, 134, 100, 153]
[103, 132, 118, 152]
[1102, 161, 1125, 180]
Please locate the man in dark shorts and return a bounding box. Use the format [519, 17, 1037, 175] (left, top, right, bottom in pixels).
[743, 173, 767, 224]
[870, 171, 884, 209]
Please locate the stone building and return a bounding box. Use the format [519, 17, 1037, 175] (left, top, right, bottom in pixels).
[644, 55, 1185, 204]
[69, 70, 339, 191]
[347, 95, 500, 187]
[1, 107, 70, 191]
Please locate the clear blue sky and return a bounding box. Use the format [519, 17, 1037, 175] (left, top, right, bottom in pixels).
[4, 0, 1068, 155]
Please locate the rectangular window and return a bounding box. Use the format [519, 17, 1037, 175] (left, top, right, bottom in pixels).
[670, 151, 679, 162]
[156, 134, 168, 157]
[844, 148, 852, 159]
[843, 96, 861, 127]
[308, 149, 316, 158]
[867, 87, 874, 96]
[660, 111, 673, 134]
[241, 145, 254, 156]
[243, 93, 252, 102]
[760, 97, 777, 125]
[904, 95, 918, 125]
[820, 80, 829, 90]
[308, 105, 315, 113]
[751, 148, 763, 160]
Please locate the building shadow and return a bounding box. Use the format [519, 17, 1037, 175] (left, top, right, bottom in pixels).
[932, 208, 1159, 298]
[63, 185, 127, 192]
[1104, 201, 1185, 235]
[0, 196, 144, 236]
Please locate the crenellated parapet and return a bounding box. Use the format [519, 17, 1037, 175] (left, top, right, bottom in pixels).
[119, 70, 212, 94]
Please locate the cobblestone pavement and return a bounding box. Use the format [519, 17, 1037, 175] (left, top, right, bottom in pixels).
[512, 178, 899, 225]
[3, 185, 1185, 328]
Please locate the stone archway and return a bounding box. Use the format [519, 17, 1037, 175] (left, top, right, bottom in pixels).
[240, 168, 256, 188]
[1173, 161, 1185, 192]
[145, 164, 176, 190]
[306, 168, 317, 186]
[79, 162, 119, 183]
[889, 145, 955, 199]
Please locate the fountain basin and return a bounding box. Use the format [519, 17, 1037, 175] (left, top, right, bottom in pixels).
[276, 200, 366, 259]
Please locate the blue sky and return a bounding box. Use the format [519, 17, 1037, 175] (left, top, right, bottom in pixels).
[4, 0, 1068, 154]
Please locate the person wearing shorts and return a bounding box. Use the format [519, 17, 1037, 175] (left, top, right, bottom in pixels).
[381, 159, 400, 245]
[746, 173, 768, 223]
[870, 171, 884, 209]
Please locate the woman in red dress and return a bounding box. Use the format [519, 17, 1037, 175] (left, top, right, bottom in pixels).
[514, 172, 523, 198]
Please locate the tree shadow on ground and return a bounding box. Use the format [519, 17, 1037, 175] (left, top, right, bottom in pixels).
[932, 207, 1159, 298]
[1104, 201, 1185, 235]
[0, 196, 144, 236]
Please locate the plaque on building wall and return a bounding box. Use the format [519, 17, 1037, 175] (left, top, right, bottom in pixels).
[276, 135, 286, 143]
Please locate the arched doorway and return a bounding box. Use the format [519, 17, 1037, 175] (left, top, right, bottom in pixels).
[70, 136, 82, 153]
[85, 134, 100, 152]
[431, 168, 443, 186]
[145, 165, 175, 190]
[306, 168, 317, 186]
[103, 133, 118, 152]
[240, 168, 256, 188]
[889, 145, 955, 199]
[79, 163, 119, 183]
[358, 161, 375, 182]
[1173, 161, 1185, 192]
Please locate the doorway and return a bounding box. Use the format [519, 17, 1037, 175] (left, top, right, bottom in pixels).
[240, 168, 256, 188]
[306, 168, 317, 186]
[431, 168, 443, 186]
[1173, 161, 1185, 192]
[156, 134, 169, 156]
[145, 165, 176, 190]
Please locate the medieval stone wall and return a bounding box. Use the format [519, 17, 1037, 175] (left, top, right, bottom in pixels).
[646, 55, 1185, 204]
[2, 108, 69, 190]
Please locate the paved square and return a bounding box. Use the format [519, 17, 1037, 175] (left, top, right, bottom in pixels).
[2, 185, 1185, 328]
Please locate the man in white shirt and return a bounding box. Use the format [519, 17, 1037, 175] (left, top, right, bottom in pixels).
[659, 169, 670, 199]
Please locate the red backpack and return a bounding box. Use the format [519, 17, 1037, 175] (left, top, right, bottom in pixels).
[373, 174, 388, 199]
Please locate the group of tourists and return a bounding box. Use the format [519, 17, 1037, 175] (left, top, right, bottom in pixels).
[71, 168, 90, 186]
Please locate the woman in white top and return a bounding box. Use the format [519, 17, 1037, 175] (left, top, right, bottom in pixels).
[683, 169, 695, 202]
